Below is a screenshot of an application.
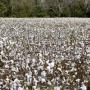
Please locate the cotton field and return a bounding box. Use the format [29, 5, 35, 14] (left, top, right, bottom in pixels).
[0, 18, 90, 90]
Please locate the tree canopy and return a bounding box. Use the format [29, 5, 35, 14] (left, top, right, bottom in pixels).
[0, 0, 89, 17]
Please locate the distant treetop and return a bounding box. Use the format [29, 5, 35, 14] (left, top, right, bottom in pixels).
[0, 0, 90, 17]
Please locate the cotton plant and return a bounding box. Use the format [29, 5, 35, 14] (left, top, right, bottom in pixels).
[0, 18, 90, 90]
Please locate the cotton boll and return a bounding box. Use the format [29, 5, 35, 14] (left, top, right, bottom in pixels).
[47, 66, 50, 71]
[41, 71, 46, 77]
[18, 87, 24, 90]
[54, 87, 61, 90]
[39, 52, 43, 58]
[2, 37, 8, 42]
[9, 40, 16, 45]
[0, 43, 3, 48]
[86, 47, 90, 53]
[1, 24, 5, 28]
[65, 70, 69, 74]
[14, 78, 20, 84]
[6, 76, 10, 83]
[70, 67, 75, 72]
[12, 78, 20, 90]
[76, 54, 81, 59]
[46, 60, 49, 65]
[5, 64, 9, 69]
[39, 58, 43, 65]
[57, 68, 62, 72]
[50, 69, 53, 74]
[73, 75, 75, 78]
[61, 55, 64, 60]
[33, 77, 38, 86]
[41, 78, 46, 83]
[9, 52, 14, 57]
[32, 86, 37, 90]
[26, 58, 30, 65]
[71, 63, 75, 67]
[45, 51, 49, 56]
[75, 72, 77, 75]
[25, 73, 32, 83]
[33, 88, 39, 90]
[34, 70, 38, 75]
[0, 41, 3, 45]
[7, 46, 10, 49]
[47, 80, 52, 85]
[47, 62, 54, 73]
[32, 58, 36, 63]
[80, 42, 84, 47]
[1, 51, 5, 56]
[10, 60, 14, 64]
[80, 82, 87, 90]
[38, 65, 43, 70]
[50, 61, 55, 68]
[26, 87, 29, 90]
[76, 78, 80, 83]
[84, 80, 88, 83]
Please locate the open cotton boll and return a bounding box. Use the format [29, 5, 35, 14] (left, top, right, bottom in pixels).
[14, 78, 20, 84]
[26, 58, 30, 65]
[76, 54, 81, 59]
[39, 52, 43, 58]
[1, 37, 8, 42]
[25, 73, 32, 82]
[32, 58, 36, 63]
[1, 24, 5, 28]
[6, 76, 10, 83]
[46, 60, 49, 65]
[32, 86, 36, 90]
[0, 41, 3, 45]
[54, 87, 61, 90]
[1, 51, 5, 56]
[70, 67, 75, 72]
[38, 65, 43, 70]
[80, 83, 87, 90]
[33, 78, 38, 86]
[61, 55, 64, 60]
[34, 70, 38, 75]
[65, 70, 69, 74]
[44, 51, 49, 56]
[86, 47, 90, 53]
[39, 58, 43, 65]
[57, 68, 62, 72]
[9, 40, 16, 45]
[50, 61, 55, 68]
[41, 71, 46, 77]
[47, 80, 52, 85]
[76, 78, 80, 83]
[41, 78, 46, 83]
[47, 66, 51, 71]
[10, 60, 14, 64]
[46, 60, 55, 68]
[80, 42, 84, 47]
[5, 64, 9, 69]
[18, 87, 24, 90]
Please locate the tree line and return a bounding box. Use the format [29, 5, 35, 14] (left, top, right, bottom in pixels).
[0, 0, 90, 17]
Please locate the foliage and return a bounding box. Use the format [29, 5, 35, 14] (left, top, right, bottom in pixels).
[30, 6, 48, 17]
[86, 8, 90, 17]
[47, 6, 59, 17]
[61, 6, 71, 17]
[0, 0, 89, 17]
[70, 0, 86, 17]
[0, 1, 7, 16]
